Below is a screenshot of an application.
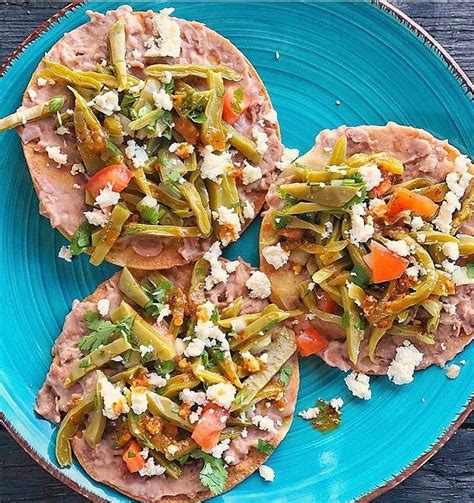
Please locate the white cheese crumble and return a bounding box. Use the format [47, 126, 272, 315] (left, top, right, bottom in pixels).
[70, 163, 85, 175]
[45, 146, 67, 166]
[252, 126, 269, 156]
[208, 438, 230, 459]
[73, 183, 81, 190]
[433, 155, 472, 233]
[58, 245, 72, 262]
[95, 183, 120, 209]
[97, 298, 110, 317]
[276, 147, 299, 171]
[125, 139, 149, 169]
[55, 126, 70, 136]
[169, 142, 194, 156]
[243, 201, 255, 220]
[410, 216, 425, 231]
[184, 338, 206, 357]
[451, 266, 474, 286]
[442, 302, 457, 315]
[203, 242, 229, 290]
[225, 260, 240, 273]
[224, 455, 235, 465]
[446, 364, 461, 380]
[330, 398, 344, 412]
[206, 383, 236, 409]
[89, 90, 120, 116]
[179, 388, 206, 406]
[262, 243, 289, 269]
[131, 388, 148, 415]
[442, 242, 460, 261]
[344, 372, 372, 400]
[298, 407, 320, 420]
[245, 271, 271, 299]
[263, 109, 278, 124]
[321, 221, 333, 239]
[139, 195, 158, 209]
[259, 465, 275, 482]
[200, 147, 233, 183]
[252, 414, 277, 433]
[385, 239, 411, 257]
[387, 341, 423, 385]
[145, 8, 181, 58]
[84, 209, 108, 227]
[139, 344, 154, 358]
[37, 77, 48, 86]
[349, 203, 374, 245]
[139, 457, 166, 477]
[358, 164, 382, 191]
[241, 162, 262, 185]
[98, 374, 130, 420]
[152, 88, 173, 111]
[212, 206, 241, 245]
[147, 372, 167, 388]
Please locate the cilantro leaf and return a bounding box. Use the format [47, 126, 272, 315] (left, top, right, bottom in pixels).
[256, 439, 274, 454]
[191, 451, 228, 495]
[77, 312, 134, 353]
[153, 359, 175, 376]
[351, 265, 371, 288]
[466, 263, 474, 279]
[70, 222, 94, 256]
[341, 311, 350, 328]
[137, 203, 165, 225]
[274, 214, 290, 230]
[120, 92, 139, 116]
[164, 79, 175, 95]
[143, 280, 172, 317]
[211, 349, 225, 362]
[188, 108, 206, 124]
[79, 357, 90, 368]
[210, 308, 219, 323]
[279, 366, 292, 388]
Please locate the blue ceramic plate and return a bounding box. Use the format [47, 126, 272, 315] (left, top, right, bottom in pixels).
[0, 1, 473, 501]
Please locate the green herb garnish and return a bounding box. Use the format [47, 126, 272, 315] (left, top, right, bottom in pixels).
[351, 265, 371, 288]
[154, 359, 175, 376]
[191, 451, 228, 495]
[256, 439, 274, 454]
[70, 222, 94, 256]
[279, 366, 292, 388]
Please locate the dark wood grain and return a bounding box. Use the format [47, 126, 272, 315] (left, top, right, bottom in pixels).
[0, 1, 473, 502]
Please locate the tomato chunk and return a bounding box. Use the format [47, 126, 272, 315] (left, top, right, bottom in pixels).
[369, 241, 409, 283]
[386, 188, 438, 219]
[222, 85, 251, 125]
[296, 326, 327, 357]
[191, 403, 228, 451]
[122, 441, 145, 473]
[315, 290, 338, 314]
[86, 164, 133, 198]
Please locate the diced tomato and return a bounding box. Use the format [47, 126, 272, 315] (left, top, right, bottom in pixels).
[386, 187, 438, 219]
[296, 326, 328, 357]
[315, 290, 338, 314]
[122, 441, 145, 473]
[191, 402, 228, 451]
[222, 85, 251, 125]
[86, 164, 133, 198]
[173, 115, 200, 145]
[369, 241, 409, 283]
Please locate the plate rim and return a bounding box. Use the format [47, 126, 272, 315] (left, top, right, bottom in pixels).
[0, 1, 472, 501]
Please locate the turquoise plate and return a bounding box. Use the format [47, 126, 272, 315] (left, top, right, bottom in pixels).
[0, 1, 473, 501]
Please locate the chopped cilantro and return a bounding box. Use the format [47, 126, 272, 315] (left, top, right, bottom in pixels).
[191, 451, 228, 495]
[77, 312, 134, 353]
[154, 359, 175, 376]
[120, 93, 139, 116]
[143, 280, 172, 317]
[188, 108, 206, 124]
[164, 79, 175, 95]
[210, 308, 219, 323]
[351, 265, 371, 288]
[137, 203, 165, 225]
[279, 366, 292, 388]
[256, 439, 275, 454]
[274, 214, 290, 230]
[178, 454, 189, 465]
[70, 222, 94, 256]
[212, 349, 225, 362]
[355, 317, 365, 330]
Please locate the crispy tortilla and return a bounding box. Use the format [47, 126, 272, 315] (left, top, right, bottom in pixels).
[20, 6, 282, 270]
[261, 122, 474, 375]
[36, 260, 298, 501]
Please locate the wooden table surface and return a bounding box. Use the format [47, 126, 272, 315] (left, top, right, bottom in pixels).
[0, 1, 473, 501]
